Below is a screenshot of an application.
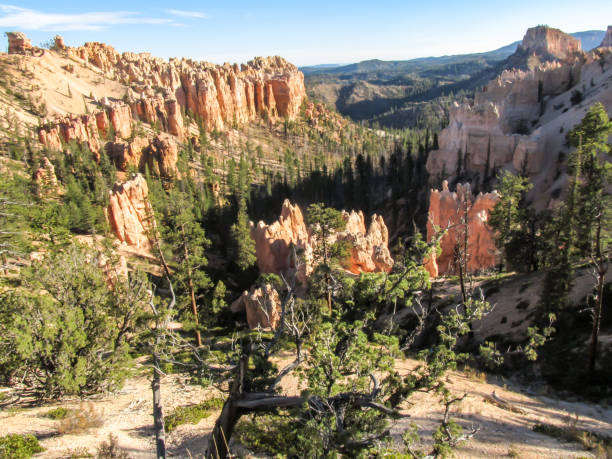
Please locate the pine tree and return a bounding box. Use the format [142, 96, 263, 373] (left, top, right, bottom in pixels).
[229, 201, 257, 273]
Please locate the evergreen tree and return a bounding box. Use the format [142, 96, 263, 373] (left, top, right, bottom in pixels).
[229, 201, 257, 273]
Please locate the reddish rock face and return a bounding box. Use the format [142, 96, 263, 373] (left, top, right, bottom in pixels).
[7, 32, 32, 54]
[250, 200, 394, 288]
[65, 41, 306, 129]
[106, 174, 154, 249]
[38, 114, 103, 158]
[230, 284, 280, 330]
[54, 35, 67, 51]
[426, 181, 499, 276]
[519, 26, 581, 60]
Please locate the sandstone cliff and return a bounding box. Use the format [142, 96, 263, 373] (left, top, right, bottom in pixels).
[249, 200, 393, 287]
[106, 174, 154, 249]
[426, 181, 499, 277]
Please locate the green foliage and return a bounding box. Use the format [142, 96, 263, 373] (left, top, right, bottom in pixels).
[0, 434, 44, 459]
[0, 244, 149, 397]
[164, 398, 224, 432]
[235, 412, 303, 457]
[229, 205, 257, 271]
[42, 407, 72, 420]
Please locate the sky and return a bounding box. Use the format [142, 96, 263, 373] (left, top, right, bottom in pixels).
[1, 1, 611, 66]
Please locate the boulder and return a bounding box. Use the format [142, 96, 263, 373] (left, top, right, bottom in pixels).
[7, 32, 32, 55]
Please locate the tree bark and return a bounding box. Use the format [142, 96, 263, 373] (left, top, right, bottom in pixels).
[152, 352, 166, 459]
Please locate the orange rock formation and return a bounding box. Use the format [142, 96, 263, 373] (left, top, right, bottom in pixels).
[6, 32, 32, 55]
[230, 284, 281, 330]
[106, 174, 154, 249]
[426, 181, 499, 277]
[249, 200, 394, 287]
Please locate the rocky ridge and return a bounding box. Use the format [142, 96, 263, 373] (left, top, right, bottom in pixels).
[426, 25, 612, 208]
[425, 181, 499, 277]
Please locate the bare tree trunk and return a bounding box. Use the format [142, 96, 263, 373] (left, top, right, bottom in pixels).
[206, 352, 248, 459]
[152, 352, 166, 459]
[588, 213, 607, 376]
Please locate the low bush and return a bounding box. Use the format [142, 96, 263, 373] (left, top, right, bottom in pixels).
[58, 403, 104, 435]
[43, 407, 72, 420]
[96, 434, 131, 459]
[164, 397, 224, 433]
[0, 434, 44, 458]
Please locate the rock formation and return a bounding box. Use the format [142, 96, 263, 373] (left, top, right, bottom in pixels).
[6, 32, 32, 55]
[250, 200, 312, 286]
[600, 26, 612, 48]
[334, 210, 394, 274]
[230, 283, 281, 329]
[106, 174, 154, 249]
[426, 26, 612, 209]
[250, 200, 393, 287]
[62, 40, 306, 130]
[518, 26, 581, 60]
[426, 181, 499, 277]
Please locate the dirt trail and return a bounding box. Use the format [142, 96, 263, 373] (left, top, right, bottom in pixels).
[1, 357, 610, 458]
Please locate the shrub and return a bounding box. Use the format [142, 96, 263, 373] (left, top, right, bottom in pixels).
[570, 90, 583, 106]
[96, 434, 130, 459]
[58, 403, 104, 435]
[0, 434, 44, 459]
[164, 398, 224, 432]
[43, 407, 72, 420]
[235, 412, 301, 456]
[516, 300, 530, 310]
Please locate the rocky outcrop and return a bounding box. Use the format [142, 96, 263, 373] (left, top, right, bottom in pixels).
[250, 200, 393, 287]
[106, 174, 154, 249]
[426, 181, 499, 276]
[39, 114, 102, 158]
[7, 32, 32, 55]
[53, 35, 67, 51]
[518, 26, 581, 60]
[600, 26, 612, 48]
[250, 200, 312, 286]
[64, 40, 306, 130]
[334, 211, 394, 274]
[230, 284, 281, 330]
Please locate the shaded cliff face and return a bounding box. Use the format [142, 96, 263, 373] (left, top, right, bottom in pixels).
[426, 181, 499, 277]
[249, 200, 394, 287]
[64, 41, 306, 130]
[518, 26, 581, 60]
[106, 174, 154, 250]
[600, 26, 612, 48]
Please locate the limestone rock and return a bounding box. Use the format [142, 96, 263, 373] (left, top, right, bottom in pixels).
[106, 174, 154, 249]
[426, 181, 499, 276]
[230, 284, 280, 330]
[7, 32, 32, 55]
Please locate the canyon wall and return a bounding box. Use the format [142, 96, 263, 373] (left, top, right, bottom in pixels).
[426, 26, 612, 209]
[600, 26, 612, 48]
[249, 200, 394, 287]
[63, 41, 305, 130]
[426, 181, 499, 277]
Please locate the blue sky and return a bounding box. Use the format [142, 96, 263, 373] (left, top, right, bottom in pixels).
[1, 1, 610, 66]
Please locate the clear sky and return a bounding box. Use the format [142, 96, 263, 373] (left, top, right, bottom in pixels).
[1, 1, 610, 66]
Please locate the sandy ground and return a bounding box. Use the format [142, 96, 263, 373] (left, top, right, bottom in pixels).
[1, 354, 610, 458]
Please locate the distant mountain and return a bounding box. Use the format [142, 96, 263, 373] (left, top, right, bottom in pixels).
[302, 29, 606, 129]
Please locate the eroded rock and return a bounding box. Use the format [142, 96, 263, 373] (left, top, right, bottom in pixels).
[426, 181, 499, 276]
[230, 283, 280, 329]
